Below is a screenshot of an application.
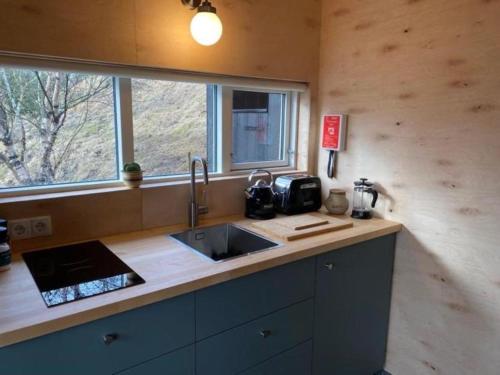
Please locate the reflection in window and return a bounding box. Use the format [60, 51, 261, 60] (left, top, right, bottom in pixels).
[41, 274, 134, 307]
[232, 90, 287, 164]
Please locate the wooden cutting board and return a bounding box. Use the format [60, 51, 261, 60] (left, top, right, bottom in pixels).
[251, 214, 353, 241]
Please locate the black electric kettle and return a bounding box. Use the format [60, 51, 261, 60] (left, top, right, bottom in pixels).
[351, 178, 379, 219]
[244, 170, 276, 220]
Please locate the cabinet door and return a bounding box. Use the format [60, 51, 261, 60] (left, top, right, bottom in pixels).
[313, 235, 396, 375]
[0, 293, 195, 375]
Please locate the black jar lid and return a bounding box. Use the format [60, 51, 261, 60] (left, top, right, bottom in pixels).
[0, 226, 8, 242]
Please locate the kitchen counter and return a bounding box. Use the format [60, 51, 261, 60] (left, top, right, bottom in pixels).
[0, 214, 401, 348]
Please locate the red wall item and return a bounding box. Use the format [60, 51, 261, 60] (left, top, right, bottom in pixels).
[321, 114, 346, 151]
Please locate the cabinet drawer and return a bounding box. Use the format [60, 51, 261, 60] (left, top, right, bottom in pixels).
[196, 257, 314, 339]
[240, 340, 312, 375]
[114, 345, 194, 375]
[196, 299, 313, 375]
[0, 293, 194, 375]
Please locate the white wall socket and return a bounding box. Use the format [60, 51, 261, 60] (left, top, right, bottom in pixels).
[8, 216, 52, 240]
[30, 216, 52, 238]
[8, 219, 32, 240]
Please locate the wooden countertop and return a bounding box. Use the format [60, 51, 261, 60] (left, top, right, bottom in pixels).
[0, 214, 401, 348]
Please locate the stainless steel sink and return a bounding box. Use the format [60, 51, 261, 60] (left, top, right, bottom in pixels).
[170, 223, 280, 262]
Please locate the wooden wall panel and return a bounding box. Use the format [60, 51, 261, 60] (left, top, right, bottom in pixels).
[0, 189, 143, 251]
[0, 0, 137, 65]
[134, 0, 321, 82]
[0, 0, 321, 83]
[140, 176, 246, 229]
[318, 0, 500, 373]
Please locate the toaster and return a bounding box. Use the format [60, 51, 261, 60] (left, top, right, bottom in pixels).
[274, 174, 322, 215]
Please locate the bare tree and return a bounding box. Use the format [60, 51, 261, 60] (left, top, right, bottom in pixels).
[0, 69, 110, 185]
[0, 70, 32, 184]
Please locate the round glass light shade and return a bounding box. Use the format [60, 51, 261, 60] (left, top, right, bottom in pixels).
[190, 11, 223, 46]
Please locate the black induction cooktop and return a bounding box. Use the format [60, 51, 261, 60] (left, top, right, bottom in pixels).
[22, 241, 145, 307]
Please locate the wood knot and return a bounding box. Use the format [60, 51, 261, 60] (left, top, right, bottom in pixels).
[422, 360, 438, 371]
[457, 207, 481, 216]
[449, 80, 471, 88]
[381, 44, 399, 53]
[375, 133, 391, 141]
[304, 17, 319, 29]
[328, 89, 346, 97]
[398, 92, 416, 100]
[436, 159, 453, 167]
[354, 21, 373, 31]
[469, 104, 496, 113]
[446, 302, 471, 313]
[448, 58, 466, 66]
[332, 8, 350, 17]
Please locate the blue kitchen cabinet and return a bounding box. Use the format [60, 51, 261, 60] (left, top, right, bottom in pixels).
[0, 235, 396, 375]
[238, 340, 313, 375]
[0, 293, 195, 375]
[313, 235, 396, 375]
[114, 345, 195, 375]
[196, 257, 315, 340]
[196, 299, 314, 375]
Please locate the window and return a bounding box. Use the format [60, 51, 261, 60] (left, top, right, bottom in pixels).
[231, 90, 289, 169]
[131, 80, 217, 176]
[0, 60, 301, 193]
[0, 68, 117, 189]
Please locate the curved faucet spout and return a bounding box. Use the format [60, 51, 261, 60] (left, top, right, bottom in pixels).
[189, 156, 209, 229]
[191, 156, 209, 185]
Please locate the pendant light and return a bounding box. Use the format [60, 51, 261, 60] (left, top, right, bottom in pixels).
[181, 0, 223, 46]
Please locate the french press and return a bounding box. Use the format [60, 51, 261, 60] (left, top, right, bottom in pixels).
[351, 178, 378, 219]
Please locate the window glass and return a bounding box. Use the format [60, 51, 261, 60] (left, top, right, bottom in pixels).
[0, 68, 117, 188]
[131, 79, 216, 176]
[231, 90, 287, 165]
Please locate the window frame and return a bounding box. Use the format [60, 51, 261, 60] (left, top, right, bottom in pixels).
[0, 54, 304, 197]
[223, 86, 294, 171]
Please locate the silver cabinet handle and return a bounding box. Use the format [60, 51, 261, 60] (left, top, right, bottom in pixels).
[259, 329, 272, 338]
[103, 333, 118, 345]
[324, 262, 335, 271]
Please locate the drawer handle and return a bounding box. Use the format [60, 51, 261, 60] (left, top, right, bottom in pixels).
[103, 333, 119, 345]
[324, 262, 335, 271]
[259, 329, 272, 338]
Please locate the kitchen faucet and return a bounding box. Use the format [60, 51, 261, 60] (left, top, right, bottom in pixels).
[189, 156, 209, 229]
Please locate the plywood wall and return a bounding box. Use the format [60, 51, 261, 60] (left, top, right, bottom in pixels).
[0, 0, 320, 83]
[317, 0, 500, 373]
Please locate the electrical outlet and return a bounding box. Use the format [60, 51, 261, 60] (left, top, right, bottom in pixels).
[8, 219, 32, 240]
[30, 216, 52, 237]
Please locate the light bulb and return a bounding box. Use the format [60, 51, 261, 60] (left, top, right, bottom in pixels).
[190, 11, 223, 46]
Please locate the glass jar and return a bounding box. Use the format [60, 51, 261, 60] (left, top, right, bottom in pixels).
[0, 226, 11, 271]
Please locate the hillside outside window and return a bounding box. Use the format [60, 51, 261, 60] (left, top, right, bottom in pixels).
[0, 62, 300, 195]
